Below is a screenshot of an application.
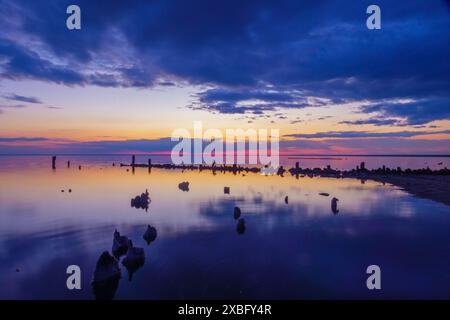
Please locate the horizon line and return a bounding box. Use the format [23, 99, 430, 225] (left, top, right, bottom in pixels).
[0, 153, 449, 158]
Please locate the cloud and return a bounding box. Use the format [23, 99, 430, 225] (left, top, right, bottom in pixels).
[285, 130, 450, 139]
[0, 0, 448, 122]
[281, 137, 450, 155]
[1, 135, 449, 155]
[0, 104, 27, 109]
[0, 38, 85, 85]
[0, 137, 49, 142]
[0, 137, 174, 154]
[339, 118, 402, 126]
[193, 88, 322, 114]
[360, 98, 450, 125]
[3, 94, 42, 104]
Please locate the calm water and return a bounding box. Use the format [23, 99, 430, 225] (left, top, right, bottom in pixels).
[0, 155, 449, 299]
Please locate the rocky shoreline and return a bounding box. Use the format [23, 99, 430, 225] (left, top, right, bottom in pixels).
[116, 157, 450, 206]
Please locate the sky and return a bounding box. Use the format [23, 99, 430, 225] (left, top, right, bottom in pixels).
[0, 0, 449, 155]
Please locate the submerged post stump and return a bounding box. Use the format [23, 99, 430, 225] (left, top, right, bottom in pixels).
[52, 156, 56, 169]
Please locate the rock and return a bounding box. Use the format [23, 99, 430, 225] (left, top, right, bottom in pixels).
[122, 240, 145, 281]
[237, 218, 246, 235]
[130, 189, 151, 211]
[91, 251, 121, 300]
[112, 229, 129, 258]
[331, 197, 339, 214]
[234, 206, 241, 220]
[143, 225, 157, 244]
[178, 181, 190, 192]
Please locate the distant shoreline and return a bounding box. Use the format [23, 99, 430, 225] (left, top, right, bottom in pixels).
[118, 159, 450, 206]
[0, 154, 450, 157]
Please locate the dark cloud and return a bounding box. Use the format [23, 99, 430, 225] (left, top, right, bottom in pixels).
[360, 98, 450, 125]
[0, 0, 449, 122]
[0, 104, 27, 109]
[0, 137, 174, 154]
[0, 38, 85, 85]
[193, 88, 319, 114]
[0, 137, 49, 142]
[3, 94, 42, 104]
[281, 137, 450, 154]
[1, 134, 449, 155]
[339, 118, 402, 126]
[285, 130, 450, 139]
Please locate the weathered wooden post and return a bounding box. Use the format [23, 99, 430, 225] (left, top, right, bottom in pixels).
[52, 156, 56, 169]
[67, 160, 70, 168]
[131, 155, 136, 167]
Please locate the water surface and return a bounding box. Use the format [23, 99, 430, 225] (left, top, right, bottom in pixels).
[0, 155, 449, 299]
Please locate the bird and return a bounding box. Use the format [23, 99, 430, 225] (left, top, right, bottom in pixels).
[331, 197, 339, 214]
[143, 225, 157, 244]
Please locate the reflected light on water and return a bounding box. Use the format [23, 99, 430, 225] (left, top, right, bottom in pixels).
[0, 156, 449, 299]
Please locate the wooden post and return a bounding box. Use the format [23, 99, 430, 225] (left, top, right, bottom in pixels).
[67, 160, 70, 168]
[52, 156, 56, 169]
[131, 155, 136, 167]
